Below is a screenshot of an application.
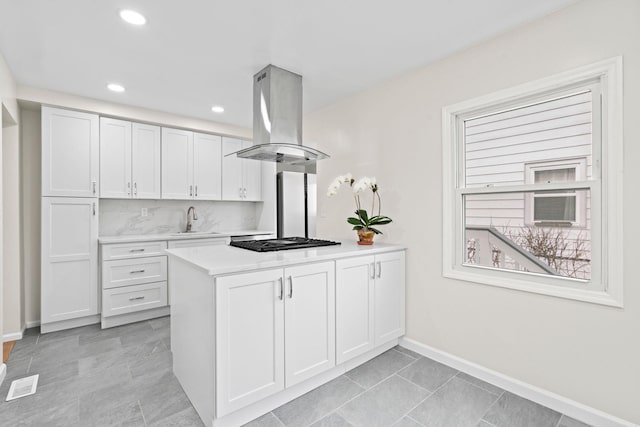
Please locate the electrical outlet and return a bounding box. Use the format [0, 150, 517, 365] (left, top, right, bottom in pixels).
[141, 208, 148, 217]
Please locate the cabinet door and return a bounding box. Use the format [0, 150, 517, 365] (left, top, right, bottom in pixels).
[100, 118, 132, 199]
[284, 262, 335, 387]
[221, 137, 243, 201]
[161, 128, 193, 199]
[215, 269, 284, 417]
[41, 197, 98, 324]
[42, 107, 99, 197]
[132, 123, 161, 199]
[242, 140, 262, 201]
[336, 255, 375, 364]
[193, 133, 222, 200]
[374, 251, 406, 346]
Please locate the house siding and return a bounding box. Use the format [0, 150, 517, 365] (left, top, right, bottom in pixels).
[463, 90, 593, 279]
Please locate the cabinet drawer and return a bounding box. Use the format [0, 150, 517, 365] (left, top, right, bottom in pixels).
[167, 237, 230, 249]
[101, 241, 168, 261]
[102, 281, 167, 317]
[102, 256, 167, 289]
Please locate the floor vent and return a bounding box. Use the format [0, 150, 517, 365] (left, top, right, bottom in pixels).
[6, 374, 39, 401]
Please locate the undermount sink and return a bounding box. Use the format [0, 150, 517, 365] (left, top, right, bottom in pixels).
[171, 231, 221, 236]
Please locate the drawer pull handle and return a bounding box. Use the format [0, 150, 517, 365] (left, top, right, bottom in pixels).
[129, 296, 146, 301]
[288, 275, 294, 299]
[130, 270, 146, 274]
[129, 249, 145, 252]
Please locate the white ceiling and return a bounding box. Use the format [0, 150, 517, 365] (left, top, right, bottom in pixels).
[0, 0, 575, 127]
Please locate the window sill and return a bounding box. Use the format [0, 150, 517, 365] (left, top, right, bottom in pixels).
[443, 266, 623, 308]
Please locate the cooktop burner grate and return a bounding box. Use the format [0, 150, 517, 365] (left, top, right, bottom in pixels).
[230, 237, 341, 252]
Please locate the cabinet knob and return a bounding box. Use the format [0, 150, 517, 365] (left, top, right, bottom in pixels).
[92, 181, 97, 195]
[195, 185, 198, 197]
[134, 182, 137, 197]
[190, 185, 193, 197]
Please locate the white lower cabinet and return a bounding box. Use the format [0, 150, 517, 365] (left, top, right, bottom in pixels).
[374, 251, 406, 346]
[284, 262, 336, 387]
[102, 256, 168, 289]
[41, 197, 99, 329]
[336, 251, 406, 363]
[102, 281, 168, 317]
[216, 268, 285, 417]
[100, 240, 169, 327]
[215, 261, 336, 417]
[336, 255, 375, 364]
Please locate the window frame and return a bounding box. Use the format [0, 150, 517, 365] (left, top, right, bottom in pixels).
[442, 57, 623, 307]
[524, 157, 587, 227]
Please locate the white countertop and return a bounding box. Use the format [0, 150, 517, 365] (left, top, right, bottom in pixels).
[165, 241, 406, 276]
[99, 230, 274, 244]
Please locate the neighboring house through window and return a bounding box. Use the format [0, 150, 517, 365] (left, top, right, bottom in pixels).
[524, 158, 587, 227]
[442, 57, 623, 307]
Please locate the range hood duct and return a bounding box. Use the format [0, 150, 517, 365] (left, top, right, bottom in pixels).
[234, 65, 329, 164]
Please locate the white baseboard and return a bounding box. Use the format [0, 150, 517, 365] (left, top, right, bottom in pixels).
[0, 363, 6, 388]
[3, 326, 25, 342]
[40, 315, 100, 334]
[25, 320, 41, 329]
[399, 337, 635, 427]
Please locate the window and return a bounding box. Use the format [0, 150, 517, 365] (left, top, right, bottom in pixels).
[524, 158, 587, 226]
[442, 57, 623, 306]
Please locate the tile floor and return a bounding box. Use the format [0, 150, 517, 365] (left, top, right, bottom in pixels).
[0, 317, 592, 427]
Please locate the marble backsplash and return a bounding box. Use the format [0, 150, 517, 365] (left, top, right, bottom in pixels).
[99, 199, 261, 236]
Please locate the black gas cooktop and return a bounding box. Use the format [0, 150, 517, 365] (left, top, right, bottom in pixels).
[230, 237, 341, 252]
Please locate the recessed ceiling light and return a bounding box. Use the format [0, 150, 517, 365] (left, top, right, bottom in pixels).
[211, 106, 225, 114]
[107, 83, 125, 93]
[120, 10, 147, 26]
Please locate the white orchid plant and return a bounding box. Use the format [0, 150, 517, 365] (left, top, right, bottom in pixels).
[327, 173, 392, 235]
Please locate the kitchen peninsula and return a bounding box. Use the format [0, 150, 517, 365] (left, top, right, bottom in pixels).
[165, 241, 406, 427]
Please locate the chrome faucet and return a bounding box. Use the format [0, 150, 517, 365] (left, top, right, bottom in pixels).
[186, 206, 198, 232]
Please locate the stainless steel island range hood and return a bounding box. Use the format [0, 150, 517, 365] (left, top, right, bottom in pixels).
[233, 64, 329, 164]
[228, 64, 338, 249]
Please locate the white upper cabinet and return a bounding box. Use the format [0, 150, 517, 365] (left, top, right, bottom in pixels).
[162, 128, 222, 200]
[222, 137, 244, 200]
[42, 106, 99, 197]
[132, 123, 161, 199]
[162, 128, 194, 200]
[193, 132, 222, 200]
[100, 119, 161, 199]
[100, 118, 132, 199]
[243, 140, 262, 201]
[222, 137, 262, 201]
[41, 197, 98, 326]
